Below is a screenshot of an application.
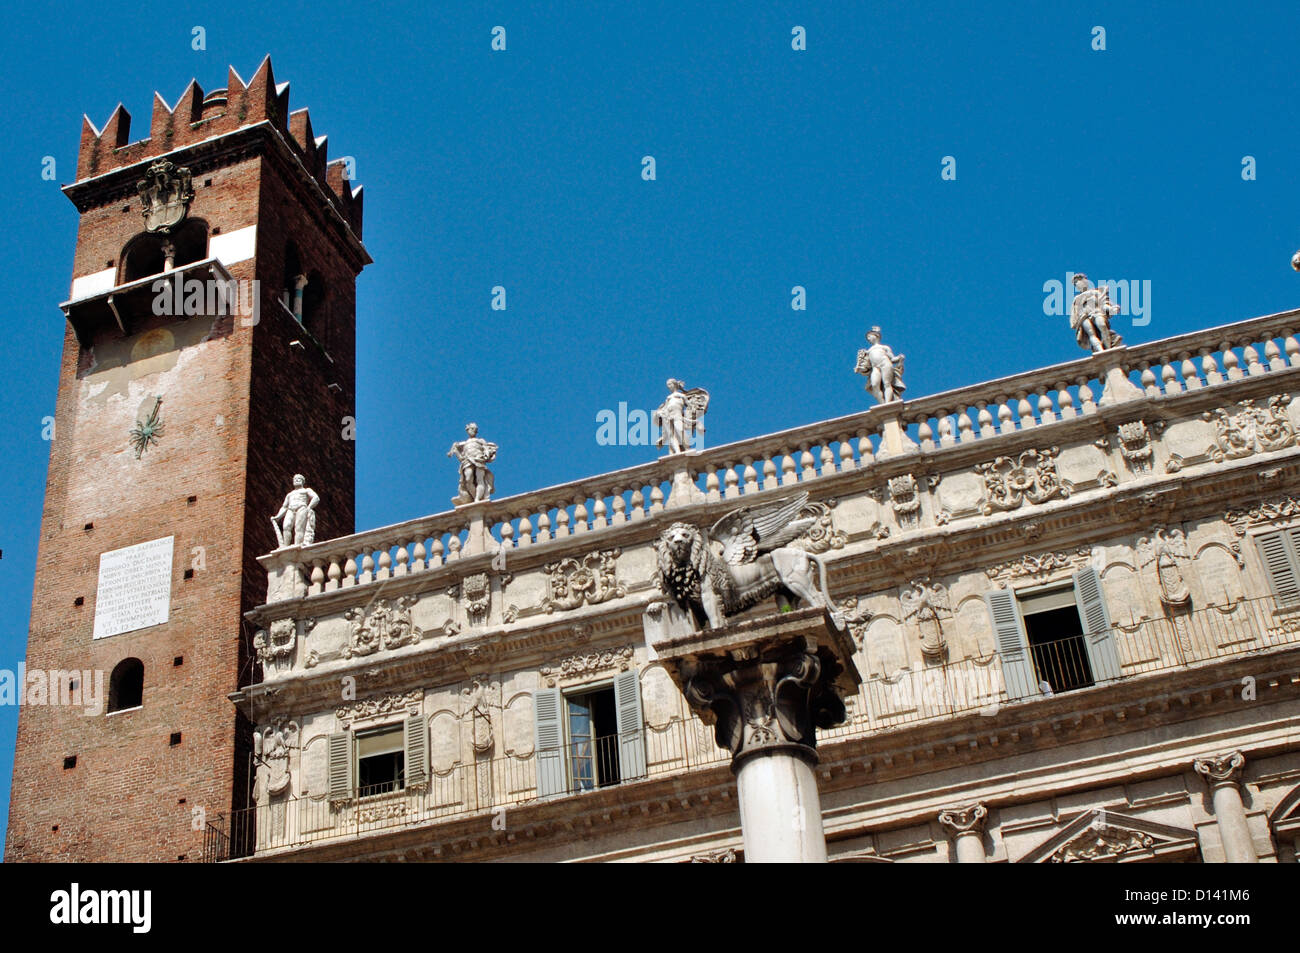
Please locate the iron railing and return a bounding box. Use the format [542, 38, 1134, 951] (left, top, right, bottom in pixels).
[203, 593, 1300, 860]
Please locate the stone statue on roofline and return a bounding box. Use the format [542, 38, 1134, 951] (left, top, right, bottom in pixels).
[1069, 273, 1123, 352]
[271, 474, 319, 548]
[855, 326, 906, 403]
[654, 379, 709, 454]
[449, 422, 497, 505]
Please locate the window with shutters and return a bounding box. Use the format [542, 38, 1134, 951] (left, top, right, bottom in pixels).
[1255, 528, 1300, 608]
[533, 670, 645, 798]
[356, 725, 404, 797]
[985, 566, 1120, 702]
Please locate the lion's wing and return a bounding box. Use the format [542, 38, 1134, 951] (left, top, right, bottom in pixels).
[711, 492, 809, 565]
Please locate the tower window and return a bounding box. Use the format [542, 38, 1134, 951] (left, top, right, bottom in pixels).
[169, 732, 182, 747]
[120, 218, 208, 283]
[63, 756, 77, 770]
[107, 658, 144, 713]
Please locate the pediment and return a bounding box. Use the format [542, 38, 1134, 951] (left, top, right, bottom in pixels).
[1018, 808, 1199, 863]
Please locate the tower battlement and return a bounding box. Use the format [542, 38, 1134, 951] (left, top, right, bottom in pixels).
[75, 56, 362, 235]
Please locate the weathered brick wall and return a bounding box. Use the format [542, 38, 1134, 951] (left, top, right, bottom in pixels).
[6, 73, 364, 861]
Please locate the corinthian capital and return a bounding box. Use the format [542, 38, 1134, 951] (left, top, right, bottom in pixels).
[1194, 750, 1246, 787]
[938, 803, 988, 836]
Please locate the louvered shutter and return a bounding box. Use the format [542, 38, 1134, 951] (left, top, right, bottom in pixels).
[1257, 531, 1300, 607]
[327, 731, 352, 803]
[985, 590, 1035, 701]
[1074, 566, 1121, 682]
[404, 714, 427, 791]
[533, 688, 566, 798]
[614, 669, 647, 782]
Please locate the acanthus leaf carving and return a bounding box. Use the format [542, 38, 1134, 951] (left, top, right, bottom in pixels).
[977, 447, 1072, 515]
[542, 549, 626, 613]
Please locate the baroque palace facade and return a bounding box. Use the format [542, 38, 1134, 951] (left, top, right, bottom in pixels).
[9, 61, 1300, 863]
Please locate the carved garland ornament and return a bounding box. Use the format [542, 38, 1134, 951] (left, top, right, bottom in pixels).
[1050, 826, 1156, 863]
[1204, 396, 1296, 463]
[542, 549, 626, 612]
[1225, 495, 1300, 535]
[336, 689, 422, 725]
[986, 547, 1091, 586]
[791, 500, 846, 554]
[343, 596, 422, 658]
[977, 447, 1072, 515]
[541, 645, 634, 686]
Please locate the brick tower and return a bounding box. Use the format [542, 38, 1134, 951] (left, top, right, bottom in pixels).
[5, 57, 369, 861]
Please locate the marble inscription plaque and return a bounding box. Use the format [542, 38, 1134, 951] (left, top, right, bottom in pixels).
[92, 536, 174, 639]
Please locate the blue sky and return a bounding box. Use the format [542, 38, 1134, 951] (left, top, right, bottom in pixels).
[1, 1, 1298, 852]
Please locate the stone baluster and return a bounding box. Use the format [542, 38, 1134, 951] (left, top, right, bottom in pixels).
[360, 552, 375, 585]
[1177, 353, 1198, 389]
[309, 559, 325, 594]
[428, 540, 444, 569]
[343, 554, 357, 586]
[938, 413, 956, 447]
[410, 542, 426, 573]
[1160, 360, 1180, 395]
[573, 498, 589, 534]
[1037, 393, 1055, 425]
[628, 491, 644, 521]
[1140, 365, 1158, 396]
[837, 438, 855, 472]
[1016, 394, 1035, 429]
[780, 452, 798, 486]
[1265, 339, 1285, 371]
[537, 509, 554, 538]
[1222, 344, 1242, 380]
[742, 458, 760, 492]
[649, 486, 665, 512]
[1056, 383, 1075, 419]
[555, 507, 571, 538]
[956, 411, 974, 442]
[1194, 751, 1257, 863]
[1201, 349, 1223, 385]
[499, 521, 515, 551]
[976, 401, 995, 437]
[857, 433, 875, 465]
[1077, 378, 1097, 415]
[996, 397, 1015, 435]
[704, 470, 720, 502]
[327, 558, 343, 590]
[592, 497, 608, 528]
[763, 458, 779, 490]
[917, 419, 935, 450]
[819, 445, 835, 476]
[394, 544, 409, 576]
[800, 449, 817, 481]
[1284, 334, 1300, 367]
[518, 513, 534, 545]
[938, 804, 989, 863]
[1243, 344, 1263, 377]
[448, 535, 462, 560]
[609, 494, 626, 527]
[724, 466, 740, 497]
[376, 547, 392, 580]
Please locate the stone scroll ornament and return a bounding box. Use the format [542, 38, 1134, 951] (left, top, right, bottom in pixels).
[448, 422, 497, 504]
[854, 326, 906, 403]
[653, 491, 841, 632]
[977, 447, 1071, 514]
[542, 550, 625, 612]
[1068, 273, 1122, 352]
[271, 474, 319, 548]
[653, 378, 709, 454]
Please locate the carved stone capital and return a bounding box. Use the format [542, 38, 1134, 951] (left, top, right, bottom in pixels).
[938, 803, 988, 836]
[1194, 750, 1246, 788]
[654, 608, 860, 769]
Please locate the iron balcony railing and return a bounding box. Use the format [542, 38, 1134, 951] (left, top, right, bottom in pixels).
[202, 593, 1300, 860]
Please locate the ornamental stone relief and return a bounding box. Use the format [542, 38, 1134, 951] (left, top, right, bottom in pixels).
[1137, 527, 1191, 608]
[254, 618, 298, 668]
[986, 547, 1091, 587]
[790, 500, 846, 554]
[542, 549, 626, 612]
[888, 474, 921, 529]
[336, 688, 422, 726]
[255, 716, 299, 799]
[1050, 826, 1156, 863]
[460, 678, 499, 754]
[540, 644, 634, 686]
[342, 596, 422, 659]
[1225, 495, 1300, 535]
[1116, 420, 1155, 474]
[463, 572, 490, 627]
[1204, 396, 1296, 462]
[900, 577, 951, 661]
[977, 447, 1072, 515]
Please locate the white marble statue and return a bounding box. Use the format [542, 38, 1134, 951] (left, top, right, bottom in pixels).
[653, 379, 709, 454]
[1069, 273, 1123, 352]
[449, 422, 498, 504]
[855, 326, 906, 403]
[271, 474, 319, 547]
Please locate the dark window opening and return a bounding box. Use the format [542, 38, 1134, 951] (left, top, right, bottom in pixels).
[1023, 605, 1094, 695]
[73, 596, 84, 606]
[173, 656, 184, 667]
[107, 658, 144, 712]
[169, 732, 182, 746]
[63, 756, 76, 770]
[357, 727, 404, 796]
[120, 219, 208, 284]
[566, 686, 621, 792]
